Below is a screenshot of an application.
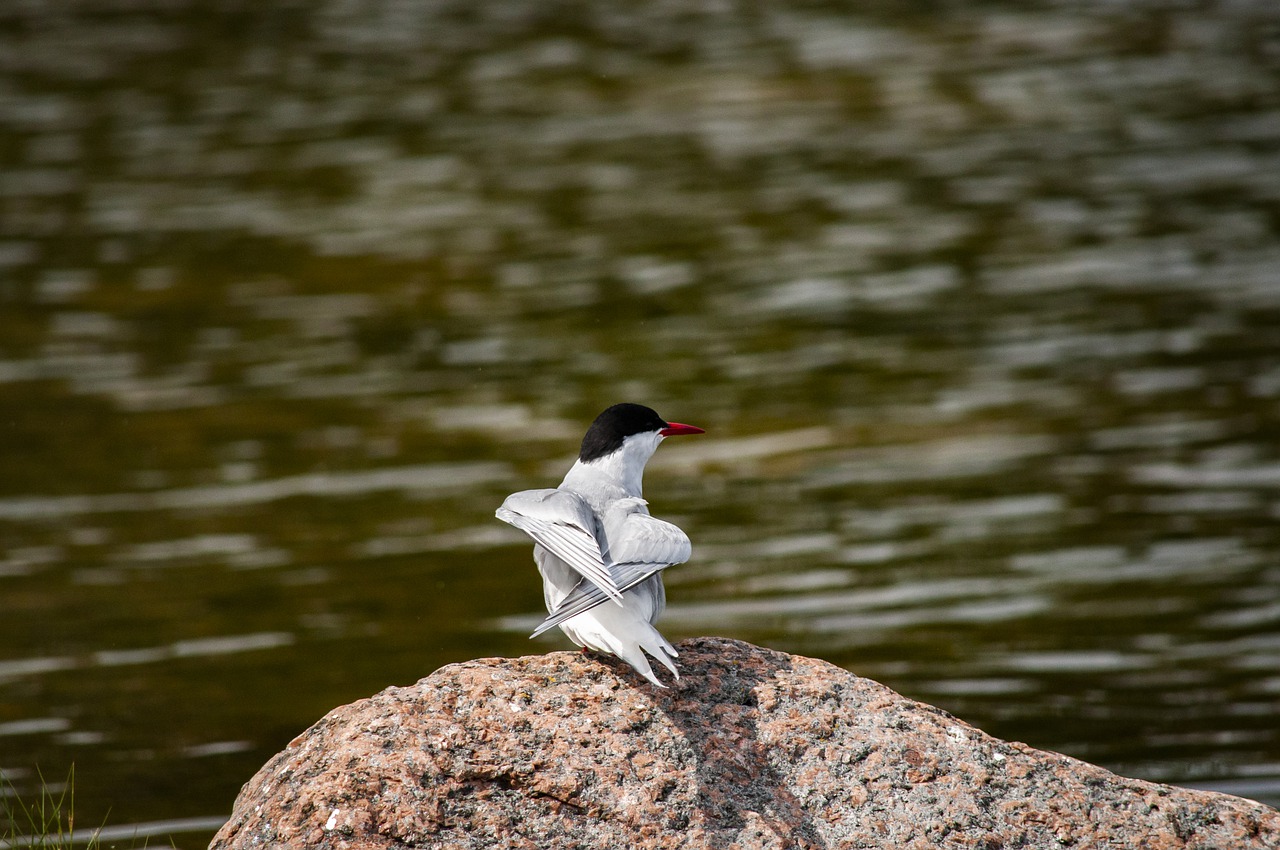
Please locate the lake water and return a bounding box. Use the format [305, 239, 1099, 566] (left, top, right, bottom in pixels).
[2, 1, 1280, 844]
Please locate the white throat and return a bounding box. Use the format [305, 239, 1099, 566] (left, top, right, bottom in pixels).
[560, 430, 663, 499]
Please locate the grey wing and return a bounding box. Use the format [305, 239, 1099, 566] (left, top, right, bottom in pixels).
[496, 489, 624, 604]
[605, 511, 691, 567]
[531, 513, 690, 637]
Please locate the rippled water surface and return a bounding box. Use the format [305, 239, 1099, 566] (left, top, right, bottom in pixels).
[3, 1, 1280, 843]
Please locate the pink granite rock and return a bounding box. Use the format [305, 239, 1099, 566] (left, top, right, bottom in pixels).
[211, 637, 1279, 849]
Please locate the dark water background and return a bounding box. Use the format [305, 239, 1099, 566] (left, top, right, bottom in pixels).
[3, 1, 1280, 845]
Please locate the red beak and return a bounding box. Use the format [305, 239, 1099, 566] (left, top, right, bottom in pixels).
[659, 421, 705, 437]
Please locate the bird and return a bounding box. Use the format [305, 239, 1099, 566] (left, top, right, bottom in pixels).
[496, 403, 704, 687]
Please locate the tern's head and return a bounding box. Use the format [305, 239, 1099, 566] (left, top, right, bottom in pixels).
[578, 403, 704, 467]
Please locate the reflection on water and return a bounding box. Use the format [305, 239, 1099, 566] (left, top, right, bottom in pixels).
[3, 0, 1280, 842]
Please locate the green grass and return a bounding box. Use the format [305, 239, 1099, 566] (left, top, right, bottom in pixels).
[0, 766, 101, 850]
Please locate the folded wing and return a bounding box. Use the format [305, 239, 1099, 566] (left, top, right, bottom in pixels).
[531, 509, 690, 637]
[496, 489, 624, 605]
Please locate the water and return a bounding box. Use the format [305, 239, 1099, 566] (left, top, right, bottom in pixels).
[3, 1, 1280, 844]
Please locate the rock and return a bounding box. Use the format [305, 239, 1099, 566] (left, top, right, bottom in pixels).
[211, 637, 1279, 849]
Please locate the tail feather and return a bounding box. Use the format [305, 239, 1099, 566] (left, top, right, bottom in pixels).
[560, 601, 679, 687]
[607, 627, 678, 687]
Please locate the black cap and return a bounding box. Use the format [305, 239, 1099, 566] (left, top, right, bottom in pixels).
[579, 403, 669, 462]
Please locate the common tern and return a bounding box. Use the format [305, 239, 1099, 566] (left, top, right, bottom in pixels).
[496, 403, 704, 686]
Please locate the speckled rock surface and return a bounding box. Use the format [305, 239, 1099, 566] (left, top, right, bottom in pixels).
[211, 637, 1279, 849]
